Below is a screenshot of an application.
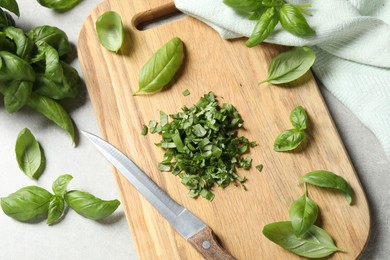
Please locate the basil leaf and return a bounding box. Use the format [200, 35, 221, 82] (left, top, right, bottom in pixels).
[223, 0, 264, 13]
[95, 11, 124, 53]
[301, 170, 354, 204]
[15, 128, 46, 179]
[289, 194, 318, 237]
[134, 37, 184, 95]
[246, 7, 279, 47]
[64, 190, 120, 220]
[261, 46, 316, 84]
[46, 195, 65, 225]
[0, 8, 14, 30]
[0, 0, 19, 16]
[2, 80, 33, 113]
[290, 105, 307, 130]
[52, 174, 73, 196]
[0, 31, 16, 53]
[279, 4, 315, 36]
[255, 164, 263, 172]
[0, 186, 52, 221]
[28, 25, 72, 57]
[274, 129, 305, 152]
[36, 0, 81, 12]
[4, 27, 34, 60]
[263, 221, 340, 258]
[27, 93, 75, 143]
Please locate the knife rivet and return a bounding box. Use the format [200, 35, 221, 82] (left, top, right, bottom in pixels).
[202, 240, 211, 249]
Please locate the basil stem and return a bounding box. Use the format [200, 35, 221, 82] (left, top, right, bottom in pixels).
[0, 186, 52, 222]
[301, 170, 354, 205]
[15, 128, 46, 179]
[95, 11, 124, 53]
[134, 37, 184, 95]
[64, 190, 120, 220]
[263, 221, 340, 258]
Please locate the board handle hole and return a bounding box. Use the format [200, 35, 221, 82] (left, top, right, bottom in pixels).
[133, 3, 186, 31]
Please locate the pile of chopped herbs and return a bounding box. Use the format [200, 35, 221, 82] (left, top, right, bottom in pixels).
[143, 92, 258, 201]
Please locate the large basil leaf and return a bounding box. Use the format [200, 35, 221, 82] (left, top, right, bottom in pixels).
[290, 105, 307, 130]
[4, 27, 34, 60]
[36, 0, 81, 12]
[27, 93, 75, 143]
[301, 170, 354, 205]
[46, 195, 65, 225]
[0, 186, 52, 221]
[274, 129, 305, 152]
[2, 80, 33, 113]
[31, 40, 63, 80]
[289, 194, 318, 237]
[95, 11, 124, 52]
[263, 221, 340, 258]
[135, 37, 184, 95]
[15, 128, 46, 179]
[64, 190, 120, 220]
[28, 26, 71, 57]
[0, 51, 35, 82]
[246, 7, 279, 47]
[0, 0, 19, 16]
[223, 0, 264, 13]
[52, 174, 73, 196]
[279, 4, 315, 36]
[261, 46, 316, 84]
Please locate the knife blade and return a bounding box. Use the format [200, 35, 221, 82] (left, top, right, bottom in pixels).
[81, 130, 235, 260]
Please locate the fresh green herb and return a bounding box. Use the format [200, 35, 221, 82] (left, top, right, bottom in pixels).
[274, 106, 308, 152]
[224, 0, 315, 47]
[263, 221, 340, 258]
[52, 174, 73, 196]
[46, 195, 65, 225]
[145, 92, 258, 201]
[261, 46, 316, 85]
[255, 164, 263, 172]
[0, 186, 52, 221]
[15, 128, 45, 179]
[0, 0, 19, 16]
[95, 11, 124, 53]
[134, 37, 184, 95]
[301, 170, 354, 205]
[36, 0, 82, 11]
[64, 190, 120, 220]
[289, 185, 318, 237]
[141, 124, 148, 136]
[182, 89, 190, 96]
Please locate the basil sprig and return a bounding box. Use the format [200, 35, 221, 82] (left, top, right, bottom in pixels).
[0, 174, 120, 224]
[224, 0, 315, 47]
[261, 46, 316, 85]
[95, 11, 124, 53]
[134, 37, 184, 95]
[263, 170, 353, 258]
[15, 128, 46, 179]
[274, 106, 308, 152]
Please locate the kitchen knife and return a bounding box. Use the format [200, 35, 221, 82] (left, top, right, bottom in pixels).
[81, 130, 235, 260]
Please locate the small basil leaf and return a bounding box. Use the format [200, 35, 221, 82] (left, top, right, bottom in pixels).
[36, 0, 81, 11]
[246, 7, 279, 47]
[290, 105, 307, 130]
[15, 128, 46, 179]
[0, 186, 52, 221]
[263, 221, 340, 258]
[223, 0, 264, 13]
[0, 0, 19, 17]
[134, 37, 184, 95]
[274, 129, 305, 152]
[28, 26, 72, 57]
[95, 11, 124, 52]
[46, 195, 65, 225]
[289, 194, 318, 237]
[261, 46, 316, 84]
[279, 4, 315, 36]
[52, 174, 73, 196]
[301, 170, 354, 204]
[64, 190, 120, 220]
[4, 27, 34, 60]
[27, 93, 75, 143]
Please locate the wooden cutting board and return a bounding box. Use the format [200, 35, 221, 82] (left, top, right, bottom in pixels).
[78, 0, 370, 259]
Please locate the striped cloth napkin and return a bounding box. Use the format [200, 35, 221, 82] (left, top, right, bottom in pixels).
[174, 0, 390, 160]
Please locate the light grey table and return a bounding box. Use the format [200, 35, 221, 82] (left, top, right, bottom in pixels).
[0, 1, 388, 259]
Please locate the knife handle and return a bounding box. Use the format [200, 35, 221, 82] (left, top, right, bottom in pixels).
[188, 226, 236, 260]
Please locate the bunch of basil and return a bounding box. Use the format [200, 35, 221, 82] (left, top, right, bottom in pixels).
[0, 1, 81, 142]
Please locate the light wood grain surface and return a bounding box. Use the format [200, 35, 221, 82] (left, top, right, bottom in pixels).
[78, 0, 370, 259]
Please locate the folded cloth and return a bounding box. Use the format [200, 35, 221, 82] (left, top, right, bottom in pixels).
[174, 0, 390, 160]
